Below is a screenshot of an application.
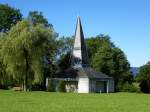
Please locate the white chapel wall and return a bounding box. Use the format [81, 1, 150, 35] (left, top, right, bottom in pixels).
[78, 78, 89, 93]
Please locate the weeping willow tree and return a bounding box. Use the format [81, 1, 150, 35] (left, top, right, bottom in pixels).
[0, 35, 9, 88]
[1, 20, 56, 91]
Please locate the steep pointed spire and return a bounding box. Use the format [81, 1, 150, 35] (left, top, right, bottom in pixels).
[71, 17, 89, 68]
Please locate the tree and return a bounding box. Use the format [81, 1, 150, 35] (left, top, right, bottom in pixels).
[88, 35, 131, 90]
[0, 36, 9, 89]
[28, 11, 52, 28]
[58, 52, 72, 71]
[136, 62, 150, 93]
[55, 37, 73, 71]
[56, 36, 73, 58]
[27, 11, 58, 90]
[92, 45, 130, 80]
[86, 34, 115, 63]
[58, 80, 66, 92]
[0, 4, 22, 32]
[2, 20, 56, 91]
[47, 80, 55, 92]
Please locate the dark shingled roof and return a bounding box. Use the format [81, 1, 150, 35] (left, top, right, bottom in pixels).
[55, 67, 112, 80]
[77, 67, 112, 79]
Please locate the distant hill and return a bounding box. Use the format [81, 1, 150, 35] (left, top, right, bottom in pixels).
[130, 67, 139, 76]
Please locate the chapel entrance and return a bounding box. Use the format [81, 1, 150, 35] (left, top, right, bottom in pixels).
[96, 81, 107, 93]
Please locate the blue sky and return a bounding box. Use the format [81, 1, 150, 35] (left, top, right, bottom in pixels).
[1, 0, 150, 67]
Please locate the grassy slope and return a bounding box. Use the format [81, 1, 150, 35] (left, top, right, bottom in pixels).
[0, 90, 150, 112]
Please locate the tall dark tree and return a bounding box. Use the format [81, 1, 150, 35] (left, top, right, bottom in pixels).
[28, 11, 52, 28]
[0, 4, 22, 32]
[58, 52, 72, 71]
[27, 11, 58, 90]
[86, 34, 115, 63]
[55, 37, 74, 73]
[86, 34, 131, 90]
[56, 36, 74, 57]
[136, 62, 150, 93]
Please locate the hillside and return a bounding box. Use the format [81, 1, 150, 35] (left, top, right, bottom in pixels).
[130, 67, 139, 76]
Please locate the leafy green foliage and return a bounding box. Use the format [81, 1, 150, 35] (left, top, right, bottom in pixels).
[0, 4, 22, 32]
[0, 36, 9, 88]
[57, 80, 66, 92]
[1, 20, 55, 91]
[118, 82, 141, 93]
[88, 35, 131, 85]
[136, 62, 150, 93]
[28, 11, 52, 28]
[56, 36, 73, 59]
[58, 52, 71, 71]
[86, 34, 115, 62]
[55, 37, 73, 72]
[136, 62, 150, 82]
[47, 80, 55, 92]
[27, 10, 58, 90]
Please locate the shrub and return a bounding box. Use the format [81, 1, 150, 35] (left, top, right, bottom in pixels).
[0, 85, 9, 90]
[139, 80, 150, 93]
[118, 82, 141, 93]
[57, 80, 66, 92]
[132, 83, 141, 93]
[47, 81, 55, 92]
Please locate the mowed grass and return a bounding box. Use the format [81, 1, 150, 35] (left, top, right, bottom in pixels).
[0, 90, 150, 112]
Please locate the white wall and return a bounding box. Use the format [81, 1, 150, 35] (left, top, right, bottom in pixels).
[78, 78, 89, 93]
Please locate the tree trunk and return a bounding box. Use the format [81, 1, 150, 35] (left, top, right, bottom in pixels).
[25, 72, 28, 91]
[23, 47, 29, 92]
[22, 81, 24, 91]
[43, 73, 46, 90]
[23, 79, 27, 91]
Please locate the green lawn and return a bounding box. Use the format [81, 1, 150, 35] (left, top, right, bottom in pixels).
[0, 90, 150, 112]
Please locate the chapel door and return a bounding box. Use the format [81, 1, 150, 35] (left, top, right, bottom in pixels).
[96, 81, 107, 93]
